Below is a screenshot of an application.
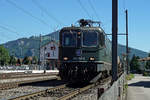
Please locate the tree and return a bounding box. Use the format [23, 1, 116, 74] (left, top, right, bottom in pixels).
[0, 45, 10, 66]
[9, 56, 17, 65]
[145, 53, 150, 69]
[130, 54, 140, 72]
[149, 53, 150, 57]
[32, 56, 38, 64]
[23, 56, 30, 65]
[17, 58, 22, 65]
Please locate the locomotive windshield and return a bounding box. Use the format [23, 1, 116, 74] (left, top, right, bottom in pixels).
[62, 32, 77, 47]
[83, 31, 98, 47]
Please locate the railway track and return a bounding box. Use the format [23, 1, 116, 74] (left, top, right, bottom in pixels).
[0, 79, 66, 100]
[56, 84, 95, 100]
[0, 76, 58, 90]
[9, 84, 67, 100]
[8, 83, 95, 100]
[0, 72, 122, 100]
[7, 76, 112, 100]
[0, 72, 58, 79]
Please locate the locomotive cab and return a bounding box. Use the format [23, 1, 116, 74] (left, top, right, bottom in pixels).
[59, 19, 112, 83]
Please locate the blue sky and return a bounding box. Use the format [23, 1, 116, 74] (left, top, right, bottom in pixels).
[0, 0, 149, 52]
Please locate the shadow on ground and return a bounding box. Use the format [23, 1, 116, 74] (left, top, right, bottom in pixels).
[128, 81, 150, 88]
[20, 79, 66, 87]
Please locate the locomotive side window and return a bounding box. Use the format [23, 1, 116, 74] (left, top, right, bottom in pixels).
[100, 33, 105, 46]
[62, 32, 77, 47]
[83, 31, 98, 47]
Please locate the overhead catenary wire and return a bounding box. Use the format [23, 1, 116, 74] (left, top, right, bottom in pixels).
[0, 25, 23, 42]
[6, 0, 51, 28]
[0, 25, 20, 37]
[123, 0, 126, 11]
[0, 31, 12, 40]
[77, 0, 92, 19]
[0, 23, 39, 38]
[87, 0, 100, 21]
[31, 0, 64, 26]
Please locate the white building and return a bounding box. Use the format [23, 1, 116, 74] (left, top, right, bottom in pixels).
[40, 40, 59, 70]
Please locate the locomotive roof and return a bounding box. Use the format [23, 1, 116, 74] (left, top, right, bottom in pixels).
[60, 26, 105, 33]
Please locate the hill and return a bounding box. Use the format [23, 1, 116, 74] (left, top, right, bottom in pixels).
[2, 31, 148, 59]
[118, 44, 148, 59]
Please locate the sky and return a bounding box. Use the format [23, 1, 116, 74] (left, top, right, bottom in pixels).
[0, 0, 149, 52]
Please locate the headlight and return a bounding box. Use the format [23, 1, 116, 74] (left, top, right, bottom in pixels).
[77, 32, 81, 35]
[63, 57, 68, 60]
[89, 57, 95, 61]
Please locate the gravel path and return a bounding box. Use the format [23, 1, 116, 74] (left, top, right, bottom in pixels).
[127, 74, 150, 100]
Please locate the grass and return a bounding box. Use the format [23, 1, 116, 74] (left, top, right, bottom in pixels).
[123, 74, 134, 94]
[126, 74, 134, 80]
[124, 84, 128, 89]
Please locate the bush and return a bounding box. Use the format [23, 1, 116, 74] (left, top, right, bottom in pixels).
[143, 72, 149, 76]
[126, 74, 134, 80]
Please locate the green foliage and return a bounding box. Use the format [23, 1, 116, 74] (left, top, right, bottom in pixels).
[124, 84, 128, 89]
[145, 61, 150, 69]
[2, 31, 148, 59]
[145, 53, 150, 69]
[136, 56, 140, 59]
[9, 56, 17, 65]
[17, 58, 22, 65]
[123, 83, 128, 94]
[143, 72, 150, 76]
[32, 56, 38, 64]
[126, 74, 134, 80]
[130, 54, 140, 72]
[148, 53, 150, 57]
[0, 45, 10, 65]
[23, 56, 31, 65]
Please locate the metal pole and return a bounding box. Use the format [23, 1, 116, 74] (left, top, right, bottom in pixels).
[126, 10, 129, 74]
[39, 34, 42, 70]
[112, 0, 118, 81]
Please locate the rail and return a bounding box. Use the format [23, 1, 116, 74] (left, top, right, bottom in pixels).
[0, 76, 57, 90]
[57, 84, 95, 100]
[0, 73, 58, 79]
[9, 84, 66, 100]
[6, 75, 113, 100]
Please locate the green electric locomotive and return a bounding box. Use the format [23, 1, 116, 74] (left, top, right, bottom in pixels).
[59, 19, 112, 83]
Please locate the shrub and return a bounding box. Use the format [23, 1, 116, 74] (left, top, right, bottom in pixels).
[126, 74, 134, 80]
[143, 72, 149, 76]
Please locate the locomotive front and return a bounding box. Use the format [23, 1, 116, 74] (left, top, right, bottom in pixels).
[59, 19, 111, 83]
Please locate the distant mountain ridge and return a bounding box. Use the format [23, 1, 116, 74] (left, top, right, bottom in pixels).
[2, 31, 148, 59]
[118, 44, 148, 59]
